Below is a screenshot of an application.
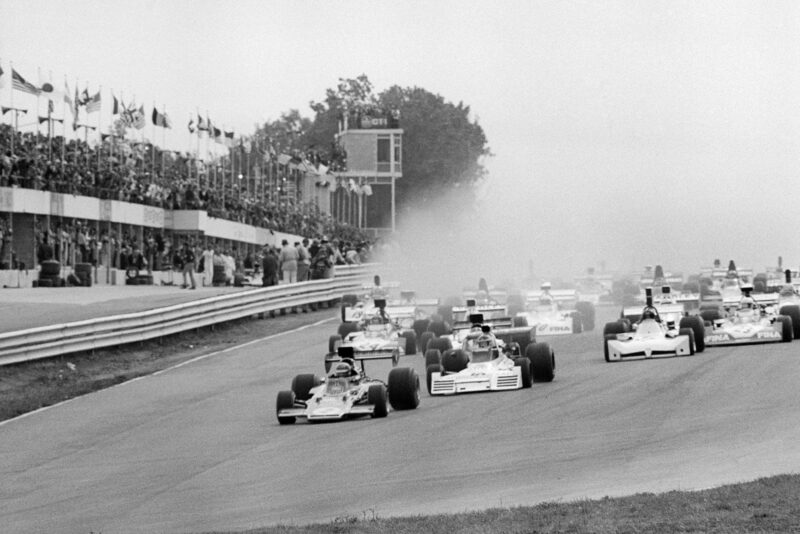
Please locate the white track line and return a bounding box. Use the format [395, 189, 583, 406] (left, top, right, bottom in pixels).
[0, 317, 334, 428]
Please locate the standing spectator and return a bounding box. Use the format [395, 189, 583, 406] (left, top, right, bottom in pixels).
[278, 239, 299, 284]
[181, 241, 197, 289]
[37, 231, 55, 264]
[201, 243, 215, 286]
[345, 243, 360, 264]
[308, 237, 320, 260]
[296, 239, 310, 282]
[76, 222, 88, 262]
[310, 236, 335, 280]
[262, 245, 278, 287]
[331, 238, 346, 265]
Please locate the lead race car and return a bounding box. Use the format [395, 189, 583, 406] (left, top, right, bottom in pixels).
[276, 353, 421, 424]
[424, 313, 555, 395]
[603, 287, 705, 362]
[701, 285, 793, 347]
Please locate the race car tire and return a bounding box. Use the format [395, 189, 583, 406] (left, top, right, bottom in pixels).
[441, 349, 469, 373]
[779, 305, 800, 339]
[276, 390, 297, 425]
[74, 262, 92, 276]
[388, 367, 420, 410]
[368, 384, 388, 418]
[514, 357, 532, 388]
[291, 373, 321, 401]
[679, 328, 696, 355]
[337, 321, 360, 338]
[212, 264, 227, 286]
[400, 331, 417, 355]
[603, 334, 617, 362]
[512, 315, 528, 327]
[341, 293, 359, 306]
[67, 273, 82, 286]
[37, 278, 53, 288]
[779, 315, 793, 342]
[575, 301, 596, 331]
[412, 319, 430, 340]
[572, 315, 583, 334]
[40, 260, 61, 276]
[700, 309, 721, 323]
[603, 321, 627, 336]
[427, 337, 452, 354]
[418, 331, 435, 354]
[424, 349, 442, 368]
[426, 364, 443, 395]
[679, 315, 705, 352]
[754, 280, 767, 294]
[527, 342, 555, 382]
[328, 334, 342, 355]
[510, 330, 533, 349]
[428, 320, 449, 337]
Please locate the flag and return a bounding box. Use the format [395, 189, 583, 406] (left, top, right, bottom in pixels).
[197, 114, 208, 131]
[48, 100, 54, 114]
[39, 116, 63, 124]
[212, 126, 222, 143]
[79, 88, 90, 106]
[152, 107, 172, 128]
[111, 93, 119, 115]
[187, 116, 195, 133]
[85, 91, 101, 113]
[133, 105, 146, 129]
[224, 130, 234, 147]
[12, 68, 41, 95]
[2, 106, 27, 115]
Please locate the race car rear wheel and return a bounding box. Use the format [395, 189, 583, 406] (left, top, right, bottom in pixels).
[510, 330, 533, 349]
[679, 328, 696, 355]
[427, 337, 452, 354]
[679, 315, 705, 352]
[575, 301, 596, 331]
[428, 320, 449, 337]
[341, 293, 359, 306]
[424, 349, 442, 368]
[779, 305, 800, 339]
[441, 349, 469, 373]
[388, 367, 420, 410]
[514, 357, 532, 388]
[436, 304, 454, 325]
[512, 315, 528, 327]
[400, 331, 417, 355]
[368, 384, 388, 418]
[337, 321, 360, 338]
[291, 374, 321, 401]
[527, 342, 555, 382]
[603, 334, 617, 362]
[413, 319, 430, 340]
[779, 315, 794, 342]
[276, 390, 297, 425]
[426, 364, 443, 394]
[418, 331, 435, 354]
[328, 334, 342, 354]
[700, 308, 721, 323]
[603, 321, 627, 336]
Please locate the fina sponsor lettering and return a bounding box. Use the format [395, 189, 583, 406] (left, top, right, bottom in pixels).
[706, 333, 730, 343]
[756, 330, 781, 339]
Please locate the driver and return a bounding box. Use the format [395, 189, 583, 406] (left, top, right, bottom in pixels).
[331, 358, 358, 378]
[640, 307, 658, 322]
[476, 333, 494, 350]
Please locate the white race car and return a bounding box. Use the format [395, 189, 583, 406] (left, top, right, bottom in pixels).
[604, 288, 705, 362]
[424, 313, 554, 395]
[701, 286, 793, 347]
[276, 357, 420, 424]
[512, 283, 595, 335]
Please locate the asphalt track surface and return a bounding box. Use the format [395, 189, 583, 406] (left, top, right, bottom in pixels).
[2, 306, 800, 533]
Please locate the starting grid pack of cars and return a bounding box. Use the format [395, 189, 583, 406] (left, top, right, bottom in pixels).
[276, 266, 800, 424]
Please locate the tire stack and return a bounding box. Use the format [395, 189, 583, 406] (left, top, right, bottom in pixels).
[37, 260, 64, 288]
[73, 263, 93, 287]
[212, 263, 227, 286]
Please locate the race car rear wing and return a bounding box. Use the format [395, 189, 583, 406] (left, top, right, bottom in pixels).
[525, 289, 578, 303]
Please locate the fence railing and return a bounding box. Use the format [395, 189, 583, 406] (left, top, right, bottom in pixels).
[0, 265, 373, 366]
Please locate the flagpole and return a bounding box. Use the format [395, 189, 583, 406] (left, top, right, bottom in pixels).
[36, 67, 41, 142]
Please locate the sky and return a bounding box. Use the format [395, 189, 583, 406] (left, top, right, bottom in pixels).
[2, 0, 800, 287]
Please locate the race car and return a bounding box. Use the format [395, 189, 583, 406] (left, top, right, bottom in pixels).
[512, 282, 596, 335]
[275, 357, 420, 424]
[701, 286, 793, 347]
[423, 313, 554, 395]
[327, 300, 417, 369]
[452, 278, 509, 322]
[603, 287, 705, 362]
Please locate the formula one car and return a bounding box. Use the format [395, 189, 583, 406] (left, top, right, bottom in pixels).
[424, 313, 554, 395]
[275, 357, 420, 424]
[451, 278, 509, 322]
[512, 283, 596, 335]
[603, 288, 705, 362]
[701, 286, 793, 347]
[327, 300, 417, 369]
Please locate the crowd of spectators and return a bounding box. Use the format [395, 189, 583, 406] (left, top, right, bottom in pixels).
[0, 124, 371, 241]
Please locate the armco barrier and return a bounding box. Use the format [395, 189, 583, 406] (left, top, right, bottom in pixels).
[0, 265, 374, 366]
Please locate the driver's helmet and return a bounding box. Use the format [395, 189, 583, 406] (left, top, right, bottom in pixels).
[539, 295, 553, 306]
[366, 314, 385, 332]
[332, 359, 355, 378]
[476, 334, 494, 349]
[642, 308, 657, 320]
[476, 290, 489, 303]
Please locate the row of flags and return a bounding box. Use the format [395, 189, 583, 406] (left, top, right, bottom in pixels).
[1, 63, 173, 131]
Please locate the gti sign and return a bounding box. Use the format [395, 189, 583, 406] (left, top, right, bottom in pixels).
[360, 116, 388, 129]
